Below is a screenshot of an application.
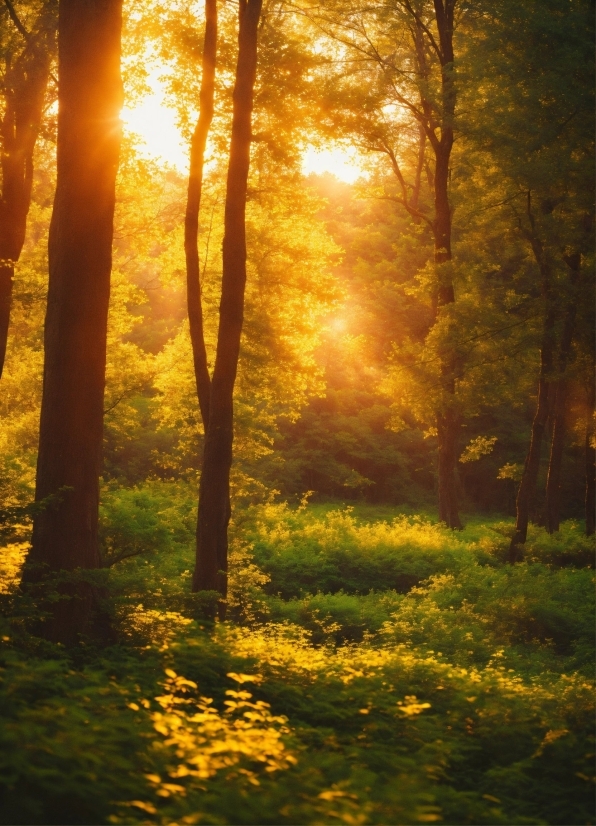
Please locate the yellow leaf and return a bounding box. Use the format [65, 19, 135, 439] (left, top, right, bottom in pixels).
[129, 801, 157, 814]
[145, 774, 162, 784]
[227, 672, 262, 684]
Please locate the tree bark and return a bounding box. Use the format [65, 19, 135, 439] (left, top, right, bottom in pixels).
[186, 0, 217, 428]
[544, 253, 581, 533]
[0, 0, 56, 379]
[437, 404, 460, 527]
[23, 0, 122, 643]
[586, 379, 595, 537]
[509, 201, 555, 561]
[432, 1, 461, 529]
[192, 0, 262, 602]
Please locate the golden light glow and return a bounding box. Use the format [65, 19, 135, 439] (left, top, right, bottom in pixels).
[328, 316, 348, 335]
[302, 144, 366, 183]
[122, 71, 366, 182]
[121, 70, 189, 171]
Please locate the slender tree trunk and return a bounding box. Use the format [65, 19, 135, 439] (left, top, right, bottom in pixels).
[437, 405, 460, 527]
[186, 0, 217, 427]
[545, 253, 581, 533]
[372, 5, 461, 527]
[192, 0, 262, 602]
[410, 124, 425, 213]
[432, 3, 460, 528]
[23, 0, 122, 643]
[508, 355, 553, 561]
[509, 204, 555, 561]
[0, 0, 56, 378]
[586, 379, 595, 537]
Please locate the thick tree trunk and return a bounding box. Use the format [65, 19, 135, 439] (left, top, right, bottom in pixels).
[509, 211, 555, 561]
[0, 1, 56, 378]
[545, 254, 581, 533]
[186, 0, 217, 428]
[192, 0, 262, 601]
[23, 0, 122, 643]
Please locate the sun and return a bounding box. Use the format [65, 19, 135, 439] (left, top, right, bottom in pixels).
[121, 72, 189, 171]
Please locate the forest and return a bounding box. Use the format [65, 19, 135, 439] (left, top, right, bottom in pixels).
[0, 0, 594, 824]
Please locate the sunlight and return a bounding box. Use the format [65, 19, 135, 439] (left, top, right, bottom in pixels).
[302, 144, 366, 183]
[328, 316, 347, 335]
[121, 71, 188, 171]
[122, 70, 366, 183]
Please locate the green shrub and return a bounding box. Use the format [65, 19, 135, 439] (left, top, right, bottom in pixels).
[246, 504, 473, 597]
[99, 481, 195, 568]
[0, 647, 154, 825]
[524, 521, 595, 568]
[266, 589, 404, 644]
[382, 563, 595, 673]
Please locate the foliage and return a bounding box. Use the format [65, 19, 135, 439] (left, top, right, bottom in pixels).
[245, 502, 479, 598]
[0, 498, 594, 824]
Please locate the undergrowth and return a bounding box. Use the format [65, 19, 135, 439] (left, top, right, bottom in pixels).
[0, 486, 593, 825]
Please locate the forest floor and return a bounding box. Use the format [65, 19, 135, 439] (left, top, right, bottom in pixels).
[0, 487, 594, 825]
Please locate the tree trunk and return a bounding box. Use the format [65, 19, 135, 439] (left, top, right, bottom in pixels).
[509, 207, 555, 561]
[433, 2, 460, 527]
[433, 125, 460, 528]
[410, 124, 425, 213]
[437, 405, 460, 527]
[192, 0, 262, 602]
[23, 0, 122, 643]
[0, 0, 56, 379]
[545, 253, 581, 533]
[586, 379, 595, 537]
[186, 0, 217, 428]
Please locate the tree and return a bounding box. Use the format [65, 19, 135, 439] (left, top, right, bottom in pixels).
[466, 0, 596, 557]
[192, 0, 262, 603]
[544, 251, 582, 534]
[185, 0, 216, 428]
[305, 0, 463, 526]
[585, 378, 595, 536]
[24, 0, 123, 642]
[0, 0, 56, 378]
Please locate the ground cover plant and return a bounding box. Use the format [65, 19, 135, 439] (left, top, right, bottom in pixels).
[1, 496, 593, 825]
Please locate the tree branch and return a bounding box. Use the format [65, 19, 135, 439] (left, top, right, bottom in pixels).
[3, 0, 29, 40]
[401, 0, 443, 62]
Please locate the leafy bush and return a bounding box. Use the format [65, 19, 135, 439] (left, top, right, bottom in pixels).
[524, 521, 595, 568]
[266, 589, 404, 644]
[246, 504, 474, 597]
[99, 481, 196, 567]
[0, 646, 153, 825]
[382, 563, 595, 673]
